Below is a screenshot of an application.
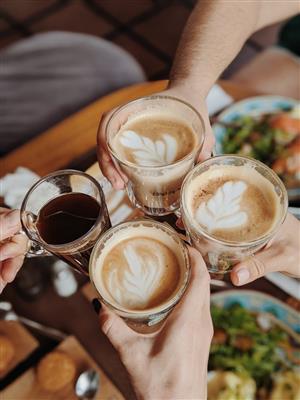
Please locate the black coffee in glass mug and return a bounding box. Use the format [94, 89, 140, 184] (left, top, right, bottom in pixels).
[21, 170, 111, 275]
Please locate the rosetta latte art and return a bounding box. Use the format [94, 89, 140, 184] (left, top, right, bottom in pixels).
[119, 130, 178, 166]
[107, 242, 165, 308]
[195, 181, 248, 231]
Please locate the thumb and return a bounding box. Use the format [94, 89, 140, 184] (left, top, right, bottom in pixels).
[98, 303, 136, 351]
[230, 244, 287, 286]
[165, 247, 211, 329]
[0, 210, 21, 241]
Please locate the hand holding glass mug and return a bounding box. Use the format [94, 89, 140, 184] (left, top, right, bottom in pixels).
[181, 155, 288, 274]
[96, 87, 215, 192]
[89, 219, 190, 332]
[104, 95, 205, 216]
[231, 212, 300, 285]
[20, 170, 111, 275]
[95, 247, 213, 400]
[0, 208, 28, 293]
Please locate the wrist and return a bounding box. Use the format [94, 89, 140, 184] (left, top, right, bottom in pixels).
[135, 373, 207, 400]
[167, 77, 212, 106]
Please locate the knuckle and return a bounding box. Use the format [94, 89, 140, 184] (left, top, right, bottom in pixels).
[99, 312, 112, 335]
[250, 257, 266, 278]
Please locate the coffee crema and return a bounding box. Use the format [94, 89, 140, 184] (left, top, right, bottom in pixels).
[93, 225, 185, 312]
[186, 165, 281, 242]
[111, 114, 197, 167]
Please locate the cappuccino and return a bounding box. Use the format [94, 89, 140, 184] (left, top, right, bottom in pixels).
[90, 220, 189, 315]
[106, 96, 205, 215]
[111, 114, 197, 167]
[181, 156, 288, 273]
[102, 237, 180, 310]
[186, 165, 281, 242]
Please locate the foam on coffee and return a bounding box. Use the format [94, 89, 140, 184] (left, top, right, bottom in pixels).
[111, 113, 197, 167]
[92, 225, 186, 312]
[185, 165, 281, 242]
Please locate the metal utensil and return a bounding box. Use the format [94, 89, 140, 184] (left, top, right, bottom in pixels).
[75, 369, 100, 400]
[0, 301, 67, 341]
[210, 279, 233, 290]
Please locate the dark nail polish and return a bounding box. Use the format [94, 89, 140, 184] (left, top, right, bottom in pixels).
[92, 298, 101, 314]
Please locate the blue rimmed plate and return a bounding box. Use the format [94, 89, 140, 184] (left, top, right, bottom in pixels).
[211, 289, 300, 335]
[213, 95, 298, 155]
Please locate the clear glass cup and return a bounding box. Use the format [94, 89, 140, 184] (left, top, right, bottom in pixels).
[21, 170, 111, 275]
[106, 95, 205, 216]
[181, 155, 288, 274]
[89, 219, 190, 333]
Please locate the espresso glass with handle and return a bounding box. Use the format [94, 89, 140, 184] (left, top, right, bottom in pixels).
[106, 95, 205, 216]
[21, 170, 111, 275]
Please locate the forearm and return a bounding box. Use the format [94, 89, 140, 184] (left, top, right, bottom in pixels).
[169, 0, 299, 97]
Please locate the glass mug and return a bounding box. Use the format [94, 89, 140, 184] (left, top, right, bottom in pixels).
[181, 155, 288, 274]
[106, 95, 205, 216]
[89, 219, 190, 333]
[21, 170, 111, 275]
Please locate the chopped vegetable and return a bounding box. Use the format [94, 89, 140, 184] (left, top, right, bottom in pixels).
[220, 107, 300, 188]
[209, 304, 299, 391]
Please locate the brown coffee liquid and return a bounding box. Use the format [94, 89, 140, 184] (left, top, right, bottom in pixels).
[36, 193, 110, 274]
[37, 193, 100, 245]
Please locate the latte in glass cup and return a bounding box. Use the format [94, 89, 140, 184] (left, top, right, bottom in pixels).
[181, 155, 288, 273]
[106, 96, 205, 216]
[112, 113, 197, 167]
[89, 219, 190, 332]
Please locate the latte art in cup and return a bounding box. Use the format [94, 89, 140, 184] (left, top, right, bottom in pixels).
[102, 237, 180, 310]
[89, 220, 190, 326]
[181, 155, 288, 273]
[187, 165, 281, 242]
[112, 114, 197, 167]
[106, 96, 205, 216]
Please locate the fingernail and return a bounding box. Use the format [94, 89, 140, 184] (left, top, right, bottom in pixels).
[236, 268, 250, 285]
[175, 220, 184, 230]
[92, 298, 101, 314]
[0, 281, 6, 294]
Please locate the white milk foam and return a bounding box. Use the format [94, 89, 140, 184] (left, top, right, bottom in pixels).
[107, 239, 167, 309]
[185, 165, 281, 241]
[111, 113, 197, 168]
[93, 225, 184, 312]
[119, 130, 178, 167]
[195, 180, 248, 232]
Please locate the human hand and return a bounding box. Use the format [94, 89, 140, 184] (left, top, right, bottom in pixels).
[0, 208, 28, 293]
[97, 84, 214, 190]
[94, 247, 213, 400]
[231, 212, 300, 286]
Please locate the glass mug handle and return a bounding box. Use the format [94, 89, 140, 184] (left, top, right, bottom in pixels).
[20, 231, 51, 258]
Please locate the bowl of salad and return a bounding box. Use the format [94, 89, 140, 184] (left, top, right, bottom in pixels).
[208, 290, 300, 400]
[213, 96, 300, 202]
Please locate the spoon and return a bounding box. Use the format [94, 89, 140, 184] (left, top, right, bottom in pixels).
[0, 301, 67, 341]
[75, 369, 100, 400]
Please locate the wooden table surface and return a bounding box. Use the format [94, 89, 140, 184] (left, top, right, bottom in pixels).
[1, 80, 291, 400]
[0, 80, 256, 176]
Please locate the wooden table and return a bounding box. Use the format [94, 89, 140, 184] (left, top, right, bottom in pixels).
[1, 80, 291, 400]
[0, 80, 256, 176]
